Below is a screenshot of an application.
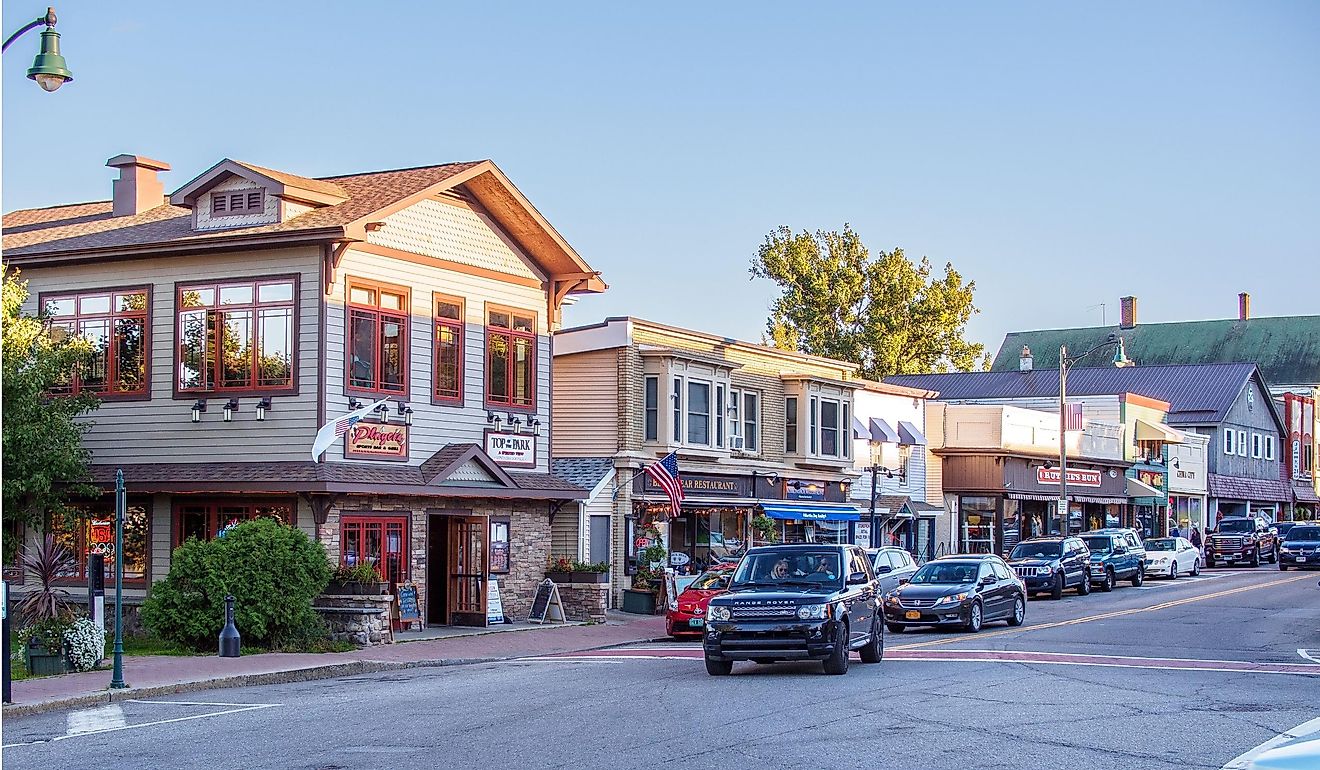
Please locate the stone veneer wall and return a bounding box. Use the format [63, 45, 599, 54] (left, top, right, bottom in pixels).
[314, 594, 393, 645]
[557, 582, 609, 623]
[319, 494, 551, 625]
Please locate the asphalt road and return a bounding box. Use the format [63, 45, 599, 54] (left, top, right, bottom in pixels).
[4, 566, 1318, 770]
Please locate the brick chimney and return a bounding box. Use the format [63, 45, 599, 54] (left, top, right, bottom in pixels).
[1238, 292, 1250, 321]
[106, 154, 171, 216]
[1119, 296, 1137, 329]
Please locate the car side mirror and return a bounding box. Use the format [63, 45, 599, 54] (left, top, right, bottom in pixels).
[1114, 546, 1127, 554]
[898, 577, 910, 585]
[876, 564, 893, 575]
[979, 575, 996, 586]
[847, 572, 869, 585]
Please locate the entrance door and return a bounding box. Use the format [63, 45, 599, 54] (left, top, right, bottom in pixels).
[447, 516, 488, 627]
[426, 516, 449, 625]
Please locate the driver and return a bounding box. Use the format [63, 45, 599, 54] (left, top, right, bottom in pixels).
[769, 558, 791, 580]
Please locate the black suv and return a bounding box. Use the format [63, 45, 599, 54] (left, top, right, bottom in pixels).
[1007, 537, 1092, 599]
[703, 544, 882, 676]
[1279, 524, 1320, 571]
[882, 554, 1026, 633]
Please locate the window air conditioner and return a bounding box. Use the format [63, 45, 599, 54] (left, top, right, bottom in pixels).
[729, 435, 746, 451]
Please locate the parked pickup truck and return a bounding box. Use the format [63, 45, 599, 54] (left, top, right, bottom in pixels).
[1206, 516, 1279, 567]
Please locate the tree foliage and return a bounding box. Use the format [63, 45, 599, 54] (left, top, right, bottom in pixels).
[1, 267, 99, 531]
[750, 225, 986, 378]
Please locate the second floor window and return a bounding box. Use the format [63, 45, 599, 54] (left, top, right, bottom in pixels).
[687, 381, 711, 445]
[729, 389, 760, 452]
[644, 376, 659, 441]
[178, 279, 294, 393]
[486, 307, 535, 408]
[434, 296, 464, 403]
[45, 288, 149, 397]
[820, 398, 840, 457]
[347, 280, 408, 395]
[786, 397, 798, 453]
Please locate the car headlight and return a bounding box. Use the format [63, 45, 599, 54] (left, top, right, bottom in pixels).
[933, 593, 968, 606]
[1280, 546, 1293, 554]
[708, 605, 730, 622]
[796, 603, 829, 620]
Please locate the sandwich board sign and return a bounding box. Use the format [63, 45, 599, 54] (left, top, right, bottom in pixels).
[487, 576, 506, 625]
[528, 578, 565, 624]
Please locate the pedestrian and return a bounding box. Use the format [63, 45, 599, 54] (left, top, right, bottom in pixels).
[1190, 527, 1202, 549]
[1170, 521, 1182, 538]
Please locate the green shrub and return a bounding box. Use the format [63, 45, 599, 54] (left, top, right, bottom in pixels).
[142, 518, 332, 651]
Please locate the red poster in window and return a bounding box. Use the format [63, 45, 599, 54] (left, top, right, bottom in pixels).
[344, 423, 409, 461]
[89, 519, 114, 556]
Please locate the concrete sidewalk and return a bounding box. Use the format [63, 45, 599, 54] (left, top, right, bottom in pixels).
[4, 612, 668, 716]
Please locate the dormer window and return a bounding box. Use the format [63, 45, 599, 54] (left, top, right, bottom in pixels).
[211, 189, 264, 217]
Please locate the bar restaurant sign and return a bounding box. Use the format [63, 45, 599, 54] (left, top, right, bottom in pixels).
[643, 472, 749, 497]
[345, 423, 409, 461]
[1035, 467, 1103, 487]
[485, 430, 536, 468]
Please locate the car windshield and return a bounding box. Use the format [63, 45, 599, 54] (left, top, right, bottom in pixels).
[1010, 542, 1061, 559]
[730, 550, 843, 588]
[1286, 526, 1320, 541]
[1081, 536, 1113, 554]
[1146, 538, 1177, 552]
[1217, 520, 1254, 533]
[689, 570, 730, 591]
[910, 562, 979, 585]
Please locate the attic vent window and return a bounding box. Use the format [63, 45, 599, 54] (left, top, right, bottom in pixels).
[211, 189, 265, 217]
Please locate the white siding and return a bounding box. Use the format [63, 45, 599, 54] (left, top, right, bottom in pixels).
[19, 247, 322, 463]
[367, 198, 541, 281]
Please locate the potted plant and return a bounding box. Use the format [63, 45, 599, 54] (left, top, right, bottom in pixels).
[570, 560, 610, 583]
[24, 617, 71, 676]
[622, 566, 659, 614]
[545, 556, 574, 583]
[324, 562, 388, 595]
[751, 513, 780, 545]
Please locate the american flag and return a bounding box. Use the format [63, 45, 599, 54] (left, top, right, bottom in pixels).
[1064, 402, 1084, 431]
[335, 414, 362, 435]
[311, 397, 390, 461]
[645, 452, 684, 519]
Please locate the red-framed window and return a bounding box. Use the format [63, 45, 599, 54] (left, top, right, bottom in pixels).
[347, 278, 409, 395]
[51, 497, 151, 586]
[433, 294, 464, 403]
[177, 278, 296, 393]
[485, 306, 535, 409]
[173, 499, 295, 547]
[340, 515, 410, 586]
[44, 288, 149, 397]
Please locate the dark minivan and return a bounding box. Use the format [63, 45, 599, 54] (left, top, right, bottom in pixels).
[1279, 524, 1320, 570]
[703, 544, 882, 676]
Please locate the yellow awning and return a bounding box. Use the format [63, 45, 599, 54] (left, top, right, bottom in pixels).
[1134, 418, 1185, 444]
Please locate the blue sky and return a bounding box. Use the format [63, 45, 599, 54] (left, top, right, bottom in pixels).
[4, 2, 1317, 357]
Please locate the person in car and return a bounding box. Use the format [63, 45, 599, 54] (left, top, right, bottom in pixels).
[770, 558, 791, 580]
[813, 557, 839, 580]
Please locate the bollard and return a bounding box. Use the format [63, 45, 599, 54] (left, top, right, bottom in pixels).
[218, 594, 241, 657]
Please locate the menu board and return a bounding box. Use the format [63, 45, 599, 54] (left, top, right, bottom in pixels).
[396, 584, 420, 623]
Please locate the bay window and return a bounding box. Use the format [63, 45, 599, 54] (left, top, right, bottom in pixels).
[433, 295, 464, 403]
[672, 376, 682, 442]
[715, 384, 726, 448]
[809, 397, 819, 454]
[45, 288, 149, 397]
[486, 306, 535, 408]
[687, 380, 711, 445]
[644, 376, 659, 441]
[786, 397, 798, 453]
[178, 278, 295, 393]
[347, 279, 408, 395]
[820, 399, 840, 457]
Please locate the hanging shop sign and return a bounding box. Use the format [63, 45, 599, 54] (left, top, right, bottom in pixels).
[784, 480, 827, 501]
[484, 430, 536, 468]
[1035, 467, 1103, 487]
[1137, 469, 1166, 490]
[345, 423, 409, 461]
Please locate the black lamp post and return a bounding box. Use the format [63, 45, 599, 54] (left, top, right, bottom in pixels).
[1057, 334, 1132, 533]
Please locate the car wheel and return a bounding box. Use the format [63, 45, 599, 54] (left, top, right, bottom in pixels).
[964, 601, 983, 633]
[1131, 565, 1145, 587]
[705, 657, 733, 676]
[1206, 555, 1216, 568]
[1267, 546, 1278, 564]
[859, 620, 883, 663]
[1279, 562, 1287, 571]
[1191, 559, 1201, 576]
[1250, 548, 1260, 567]
[1169, 563, 1178, 580]
[1077, 574, 1092, 595]
[1100, 568, 1115, 592]
[886, 623, 905, 634]
[1050, 572, 1064, 600]
[1006, 595, 1025, 627]
[822, 623, 850, 675]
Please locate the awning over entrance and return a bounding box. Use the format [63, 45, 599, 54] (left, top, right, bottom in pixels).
[1127, 477, 1164, 498]
[759, 502, 862, 522]
[1134, 419, 1186, 444]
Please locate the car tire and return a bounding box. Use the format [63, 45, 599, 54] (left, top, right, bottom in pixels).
[1077, 574, 1091, 596]
[1206, 555, 1216, 568]
[1050, 572, 1064, 600]
[859, 620, 883, 664]
[1279, 563, 1288, 571]
[1250, 548, 1260, 567]
[964, 601, 983, 633]
[1169, 563, 1178, 580]
[822, 623, 850, 675]
[1191, 559, 1201, 576]
[1099, 568, 1115, 592]
[705, 657, 733, 676]
[1006, 595, 1025, 627]
[1131, 565, 1145, 587]
[886, 623, 905, 634]
[1267, 546, 1278, 564]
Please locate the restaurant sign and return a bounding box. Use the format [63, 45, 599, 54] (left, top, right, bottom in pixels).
[1035, 467, 1103, 487]
[345, 423, 409, 461]
[485, 430, 536, 468]
[785, 480, 827, 501]
[642, 473, 749, 497]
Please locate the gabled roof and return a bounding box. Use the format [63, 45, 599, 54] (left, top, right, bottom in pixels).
[991, 317, 1320, 387]
[887, 362, 1284, 431]
[169, 159, 349, 207]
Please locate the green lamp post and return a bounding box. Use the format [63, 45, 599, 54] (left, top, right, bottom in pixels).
[3, 7, 73, 92]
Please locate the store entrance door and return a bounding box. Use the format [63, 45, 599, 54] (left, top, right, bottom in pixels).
[447, 516, 488, 627]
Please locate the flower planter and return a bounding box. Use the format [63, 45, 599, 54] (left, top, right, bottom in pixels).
[621, 589, 658, 615]
[545, 571, 573, 584]
[571, 571, 609, 583]
[323, 580, 389, 595]
[25, 643, 68, 677]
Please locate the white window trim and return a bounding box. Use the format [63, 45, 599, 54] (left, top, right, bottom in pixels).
[685, 378, 713, 448]
[671, 375, 683, 443]
[1223, 430, 1233, 455]
[1251, 433, 1262, 459]
[644, 375, 659, 443]
[743, 390, 760, 453]
[1237, 429, 1247, 457]
[1264, 435, 1275, 461]
[817, 397, 842, 459]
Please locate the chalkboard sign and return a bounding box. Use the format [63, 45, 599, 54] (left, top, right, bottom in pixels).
[396, 584, 421, 626]
[528, 578, 565, 624]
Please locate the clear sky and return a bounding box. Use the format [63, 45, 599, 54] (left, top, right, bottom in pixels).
[4, 2, 1317, 358]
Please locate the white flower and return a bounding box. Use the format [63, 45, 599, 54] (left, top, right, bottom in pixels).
[63, 617, 106, 672]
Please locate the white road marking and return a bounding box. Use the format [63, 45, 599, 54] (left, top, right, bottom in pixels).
[1135, 574, 1226, 589]
[66, 704, 126, 735]
[1220, 717, 1320, 770]
[1299, 650, 1320, 664]
[2, 702, 281, 749]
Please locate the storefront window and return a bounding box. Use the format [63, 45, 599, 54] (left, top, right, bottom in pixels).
[340, 515, 409, 586]
[959, 496, 996, 554]
[52, 498, 150, 585]
[489, 519, 510, 573]
[781, 519, 848, 546]
[696, 509, 747, 569]
[1001, 500, 1020, 555]
[174, 499, 294, 547]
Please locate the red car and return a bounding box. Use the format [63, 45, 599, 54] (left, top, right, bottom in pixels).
[666, 563, 736, 637]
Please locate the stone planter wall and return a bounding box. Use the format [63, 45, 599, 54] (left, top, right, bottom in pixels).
[313, 593, 394, 646]
[558, 582, 609, 623]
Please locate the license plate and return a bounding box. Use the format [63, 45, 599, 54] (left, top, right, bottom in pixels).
[1298, 557, 1307, 563]
[905, 610, 922, 620]
[689, 618, 705, 627]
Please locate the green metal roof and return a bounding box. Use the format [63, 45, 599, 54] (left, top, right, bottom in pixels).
[991, 316, 1320, 387]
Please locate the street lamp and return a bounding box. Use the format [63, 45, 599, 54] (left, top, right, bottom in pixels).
[3, 7, 73, 92]
[865, 445, 908, 548]
[1057, 333, 1132, 533]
